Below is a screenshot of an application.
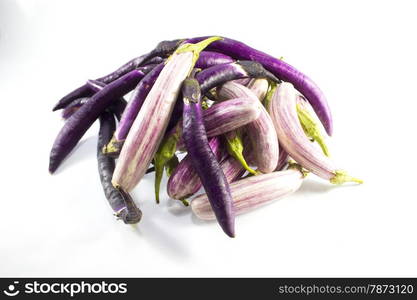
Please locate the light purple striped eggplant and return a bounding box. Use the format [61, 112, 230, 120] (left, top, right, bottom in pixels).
[175, 96, 261, 150]
[191, 168, 304, 220]
[218, 81, 279, 173]
[247, 78, 269, 101]
[168, 151, 245, 200]
[167, 137, 223, 200]
[112, 37, 221, 192]
[270, 82, 362, 184]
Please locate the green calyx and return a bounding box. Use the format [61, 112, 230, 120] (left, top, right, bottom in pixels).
[174, 36, 223, 69]
[287, 160, 309, 178]
[225, 131, 259, 175]
[165, 155, 179, 177]
[180, 198, 190, 207]
[330, 170, 363, 185]
[263, 81, 278, 112]
[154, 126, 181, 204]
[296, 103, 330, 157]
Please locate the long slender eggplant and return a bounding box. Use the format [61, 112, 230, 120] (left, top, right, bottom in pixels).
[97, 112, 141, 224]
[112, 37, 222, 192]
[106, 60, 278, 156]
[61, 97, 89, 119]
[196, 60, 280, 94]
[181, 77, 235, 237]
[195, 51, 234, 69]
[52, 39, 183, 111]
[185, 36, 333, 135]
[49, 68, 149, 173]
[104, 63, 165, 155]
[167, 137, 224, 200]
[191, 167, 305, 220]
[218, 82, 279, 173]
[270, 82, 361, 184]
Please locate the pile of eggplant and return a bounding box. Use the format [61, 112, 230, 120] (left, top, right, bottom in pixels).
[50, 36, 362, 237]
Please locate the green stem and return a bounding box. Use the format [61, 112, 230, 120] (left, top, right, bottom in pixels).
[330, 170, 363, 185]
[225, 131, 258, 175]
[153, 125, 181, 204]
[175, 36, 223, 68]
[263, 81, 277, 112]
[296, 103, 330, 157]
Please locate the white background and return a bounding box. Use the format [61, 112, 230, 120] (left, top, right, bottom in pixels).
[1, 0, 416, 277]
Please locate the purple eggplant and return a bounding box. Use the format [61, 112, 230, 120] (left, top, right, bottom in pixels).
[167, 137, 224, 200]
[181, 77, 235, 237]
[49, 68, 149, 173]
[61, 97, 89, 120]
[195, 51, 234, 69]
[112, 37, 222, 192]
[52, 39, 183, 111]
[185, 36, 333, 135]
[196, 60, 279, 93]
[97, 111, 141, 224]
[105, 63, 165, 155]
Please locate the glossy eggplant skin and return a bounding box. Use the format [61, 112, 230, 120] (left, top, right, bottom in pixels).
[195, 51, 234, 69]
[182, 78, 235, 238]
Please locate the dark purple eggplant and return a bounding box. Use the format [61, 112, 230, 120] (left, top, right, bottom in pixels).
[97, 111, 141, 224]
[196, 60, 280, 94]
[182, 77, 235, 238]
[49, 68, 150, 173]
[186, 36, 333, 135]
[61, 97, 89, 120]
[52, 39, 183, 111]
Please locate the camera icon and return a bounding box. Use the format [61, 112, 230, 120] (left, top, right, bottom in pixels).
[3, 281, 20, 297]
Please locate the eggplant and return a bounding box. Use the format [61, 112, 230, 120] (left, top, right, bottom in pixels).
[97, 111, 141, 224]
[49, 68, 149, 173]
[112, 37, 222, 192]
[181, 77, 235, 237]
[186, 36, 333, 135]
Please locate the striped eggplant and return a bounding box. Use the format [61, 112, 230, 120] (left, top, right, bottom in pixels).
[104, 63, 165, 155]
[168, 152, 245, 201]
[218, 81, 279, 173]
[191, 167, 305, 220]
[270, 82, 362, 184]
[167, 137, 224, 200]
[174, 96, 262, 150]
[247, 78, 269, 101]
[112, 37, 222, 192]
